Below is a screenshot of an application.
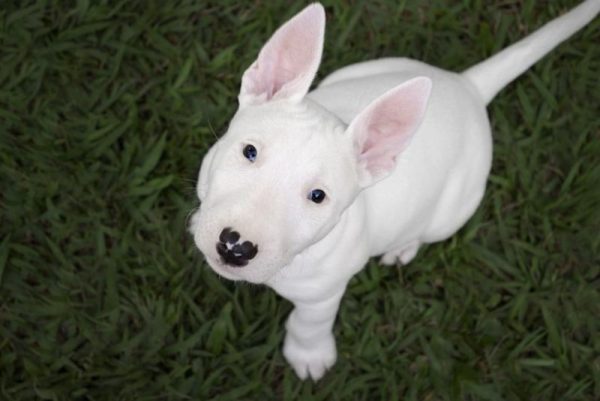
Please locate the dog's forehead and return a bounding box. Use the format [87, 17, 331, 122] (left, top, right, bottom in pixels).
[224, 100, 352, 180]
[229, 100, 343, 143]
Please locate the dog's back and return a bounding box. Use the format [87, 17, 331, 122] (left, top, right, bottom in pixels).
[308, 0, 600, 258]
[309, 59, 491, 255]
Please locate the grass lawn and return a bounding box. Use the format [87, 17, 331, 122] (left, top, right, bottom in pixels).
[1, 1, 599, 400]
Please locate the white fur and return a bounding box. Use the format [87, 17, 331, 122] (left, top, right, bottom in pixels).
[190, 1, 600, 380]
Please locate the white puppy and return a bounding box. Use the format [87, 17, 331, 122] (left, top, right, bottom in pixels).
[190, 1, 599, 380]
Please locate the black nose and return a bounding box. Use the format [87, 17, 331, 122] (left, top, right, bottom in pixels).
[216, 227, 258, 267]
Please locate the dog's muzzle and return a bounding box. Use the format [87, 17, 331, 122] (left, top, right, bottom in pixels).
[216, 227, 258, 267]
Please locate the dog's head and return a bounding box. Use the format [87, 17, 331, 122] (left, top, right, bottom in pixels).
[190, 3, 431, 284]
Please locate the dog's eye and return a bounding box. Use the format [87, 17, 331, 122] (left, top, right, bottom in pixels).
[308, 189, 326, 204]
[242, 144, 257, 162]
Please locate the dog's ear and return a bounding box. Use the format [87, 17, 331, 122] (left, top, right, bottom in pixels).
[347, 77, 432, 187]
[238, 3, 325, 106]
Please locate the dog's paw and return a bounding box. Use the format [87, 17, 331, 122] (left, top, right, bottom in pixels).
[283, 332, 337, 381]
[380, 241, 420, 265]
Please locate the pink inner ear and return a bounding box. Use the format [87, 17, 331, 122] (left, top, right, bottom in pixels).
[361, 101, 416, 161]
[240, 4, 325, 104]
[250, 20, 320, 98]
[352, 77, 432, 182]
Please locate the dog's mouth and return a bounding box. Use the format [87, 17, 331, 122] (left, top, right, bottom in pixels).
[203, 254, 245, 281]
[203, 250, 283, 285]
[190, 214, 281, 284]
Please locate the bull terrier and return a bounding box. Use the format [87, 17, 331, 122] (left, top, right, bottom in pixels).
[190, 1, 599, 380]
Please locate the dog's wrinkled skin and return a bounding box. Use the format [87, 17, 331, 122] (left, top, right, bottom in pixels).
[190, 1, 600, 380]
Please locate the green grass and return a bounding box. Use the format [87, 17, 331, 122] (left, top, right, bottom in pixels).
[1, 1, 599, 400]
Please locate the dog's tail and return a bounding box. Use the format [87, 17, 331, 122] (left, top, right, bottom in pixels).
[462, 0, 600, 105]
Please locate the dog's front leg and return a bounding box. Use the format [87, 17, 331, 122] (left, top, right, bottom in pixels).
[282, 289, 345, 381]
